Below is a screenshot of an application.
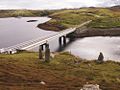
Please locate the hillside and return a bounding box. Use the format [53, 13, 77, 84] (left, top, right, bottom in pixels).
[110, 5, 120, 11]
[38, 7, 120, 31]
[0, 52, 120, 90]
[0, 7, 120, 32]
[0, 10, 56, 17]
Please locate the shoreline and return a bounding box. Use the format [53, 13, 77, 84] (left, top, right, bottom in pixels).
[73, 27, 120, 38]
[37, 22, 120, 37]
[37, 20, 67, 31]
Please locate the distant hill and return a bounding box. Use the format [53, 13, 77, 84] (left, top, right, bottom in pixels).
[0, 10, 56, 18]
[111, 5, 120, 8]
[110, 5, 120, 11]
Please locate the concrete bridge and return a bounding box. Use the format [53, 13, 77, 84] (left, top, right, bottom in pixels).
[2, 20, 92, 54]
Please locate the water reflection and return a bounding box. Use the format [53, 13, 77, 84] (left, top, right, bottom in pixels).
[0, 17, 56, 48]
[56, 38, 76, 52]
[64, 37, 120, 61]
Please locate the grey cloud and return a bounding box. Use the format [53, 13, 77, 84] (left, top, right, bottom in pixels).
[99, 0, 120, 7]
[0, 0, 119, 9]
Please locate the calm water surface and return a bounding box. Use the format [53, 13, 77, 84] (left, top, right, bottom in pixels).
[64, 37, 120, 61]
[0, 17, 120, 61]
[0, 17, 56, 48]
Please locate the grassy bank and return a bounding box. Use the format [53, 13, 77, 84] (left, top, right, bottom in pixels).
[38, 8, 97, 31]
[1, 7, 120, 32]
[38, 7, 120, 31]
[87, 17, 120, 29]
[0, 52, 120, 90]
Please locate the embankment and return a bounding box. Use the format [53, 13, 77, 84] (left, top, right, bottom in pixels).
[37, 21, 67, 31]
[70, 27, 120, 38]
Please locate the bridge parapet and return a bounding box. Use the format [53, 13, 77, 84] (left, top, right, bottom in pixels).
[0, 20, 92, 54]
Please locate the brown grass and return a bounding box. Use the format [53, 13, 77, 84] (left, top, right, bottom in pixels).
[0, 52, 120, 90]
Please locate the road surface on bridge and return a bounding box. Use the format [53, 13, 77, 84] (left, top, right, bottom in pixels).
[3, 20, 92, 52]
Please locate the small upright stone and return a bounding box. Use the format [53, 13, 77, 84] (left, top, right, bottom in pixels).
[98, 52, 104, 63]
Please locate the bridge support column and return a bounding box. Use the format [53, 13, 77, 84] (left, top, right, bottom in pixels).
[39, 45, 43, 59]
[58, 36, 67, 46]
[45, 43, 50, 62]
[59, 37, 62, 46]
[63, 36, 66, 45]
[69, 36, 75, 41]
[41, 45, 44, 51]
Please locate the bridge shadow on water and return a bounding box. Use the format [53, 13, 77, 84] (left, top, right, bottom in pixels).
[55, 38, 77, 52]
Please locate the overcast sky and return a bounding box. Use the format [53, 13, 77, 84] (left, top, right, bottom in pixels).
[0, 0, 120, 10]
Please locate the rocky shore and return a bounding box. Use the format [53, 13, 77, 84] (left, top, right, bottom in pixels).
[71, 27, 120, 38]
[38, 23, 120, 37]
[37, 22, 120, 37]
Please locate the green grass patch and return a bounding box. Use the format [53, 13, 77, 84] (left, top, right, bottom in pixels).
[38, 8, 120, 31]
[87, 17, 120, 29]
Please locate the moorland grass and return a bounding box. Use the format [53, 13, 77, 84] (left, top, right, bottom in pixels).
[38, 8, 120, 31]
[0, 52, 120, 90]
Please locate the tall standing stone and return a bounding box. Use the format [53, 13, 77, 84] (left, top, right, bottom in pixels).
[98, 52, 104, 63]
[45, 44, 50, 62]
[39, 45, 43, 59]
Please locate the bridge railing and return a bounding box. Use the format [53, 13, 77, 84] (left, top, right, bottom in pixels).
[1, 20, 92, 53]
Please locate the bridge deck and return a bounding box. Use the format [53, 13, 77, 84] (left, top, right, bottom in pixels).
[3, 20, 92, 52]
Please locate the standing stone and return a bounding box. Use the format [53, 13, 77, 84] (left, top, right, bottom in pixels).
[45, 44, 50, 62]
[98, 52, 104, 63]
[39, 45, 43, 59]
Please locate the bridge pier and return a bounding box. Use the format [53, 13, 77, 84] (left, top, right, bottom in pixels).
[41, 45, 44, 51]
[59, 37, 62, 46]
[59, 36, 67, 46]
[63, 36, 66, 45]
